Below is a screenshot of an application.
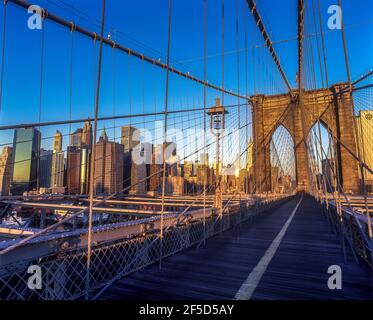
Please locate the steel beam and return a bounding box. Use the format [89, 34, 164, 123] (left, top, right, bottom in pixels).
[3, 201, 175, 216]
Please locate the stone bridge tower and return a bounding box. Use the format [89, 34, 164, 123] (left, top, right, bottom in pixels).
[251, 83, 360, 194]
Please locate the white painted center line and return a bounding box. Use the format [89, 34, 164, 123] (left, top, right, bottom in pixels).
[234, 194, 303, 300]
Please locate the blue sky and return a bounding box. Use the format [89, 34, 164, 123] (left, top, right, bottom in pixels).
[0, 0, 372, 156]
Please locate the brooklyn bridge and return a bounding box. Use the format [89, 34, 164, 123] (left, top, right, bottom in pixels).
[0, 0, 372, 300]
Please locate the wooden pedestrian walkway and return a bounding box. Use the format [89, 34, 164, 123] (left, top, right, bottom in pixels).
[100, 195, 373, 300]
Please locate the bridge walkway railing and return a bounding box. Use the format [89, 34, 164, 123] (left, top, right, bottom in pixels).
[0, 194, 294, 300]
[321, 200, 373, 269]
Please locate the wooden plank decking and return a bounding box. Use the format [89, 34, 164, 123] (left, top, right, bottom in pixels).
[100, 195, 373, 300]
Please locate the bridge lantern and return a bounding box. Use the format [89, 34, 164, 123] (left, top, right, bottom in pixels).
[207, 98, 228, 212]
[207, 98, 228, 133]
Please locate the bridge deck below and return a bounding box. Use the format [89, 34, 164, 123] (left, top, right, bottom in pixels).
[100, 195, 373, 300]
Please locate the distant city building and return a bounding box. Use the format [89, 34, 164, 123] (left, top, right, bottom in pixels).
[165, 176, 184, 195]
[70, 121, 92, 148]
[66, 145, 90, 194]
[130, 143, 147, 194]
[149, 145, 162, 192]
[53, 130, 63, 152]
[122, 151, 132, 192]
[0, 147, 13, 196]
[121, 125, 139, 153]
[238, 169, 248, 193]
[184, 161, 193, 179]
[11, 128, 41, 195]
[121, 125, 139, 193]
[39, 149, 53, 188]
[51, 131, 65, 190]
[70, 128, 83, 147]
[164, 141, 177, 163]
[223, 173, 237, 193]
[356, 110, 373, 193]
[168, 160, 178, 177]
[66, 146, 81, 194]
[66, 122, 93, 194]
[322, 158, 334, 192]
[200, 153, 209, 166]
[196, 158, 211, 192]
[82, 121, 92, 147]
[94, 129, 124, 195]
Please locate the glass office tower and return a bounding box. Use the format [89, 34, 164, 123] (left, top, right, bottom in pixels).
[11, 128, 41, 195]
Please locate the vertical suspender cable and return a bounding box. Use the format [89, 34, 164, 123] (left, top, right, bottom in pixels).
[67, 25, 74, 196]
[112, 37, 116, 193]
[220, 0, 225, 224]
[244, 2, 249, 197]
[159, 0, 172, 270]
[310, 1, 329, 206]
[37, 10, 45, 192]
[317, 0, 329, 87]
[235, 0, 241, 222]
[311, 0, 324, 89]
[87, 0, 106, 298]
[68, 27, 74, 140]
[202, 0, 207, 246]
[0, 0, 7, 112]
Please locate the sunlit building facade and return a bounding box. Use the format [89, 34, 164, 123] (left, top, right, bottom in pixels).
[0, 147, 13, 196]
[66, 123, 92, 194]
[39, 149, 53, 188]
[356, 110, 373, 192]
[51, 131, 65, 190]
[11, 128, 41, 195]
[94, 130, 124, 195]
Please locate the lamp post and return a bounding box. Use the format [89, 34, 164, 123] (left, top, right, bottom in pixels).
[207, 98, 228, 214]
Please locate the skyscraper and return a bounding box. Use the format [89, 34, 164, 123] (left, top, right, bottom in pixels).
[196, 161, 211, 192]
[53, 130, 62, 152]
[149, 144, 161, 192]
[39, 149, 53, 188]
[200, 153, 209, 166]
[66, 146, 82, 194]
[130, 142, 147, 194]
[0, 147, 13, 196]
[66, 145, 90, 194]
[82, 121, 92, 147]
[11, 128, 41, 195]
[322, 158, 334, 193]
[51, 131, 65, 190]
[121, 125, 139, 152]
[70, 128, 83, 147]
[121, 125, 138, 193]
[183, 161, 193, 179]
[94, 129, 124, 195]
[66, 123, 92, 194]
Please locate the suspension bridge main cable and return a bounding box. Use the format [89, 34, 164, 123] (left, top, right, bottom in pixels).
[245, 0, 294, 98]
[6, 0, 247, 100]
